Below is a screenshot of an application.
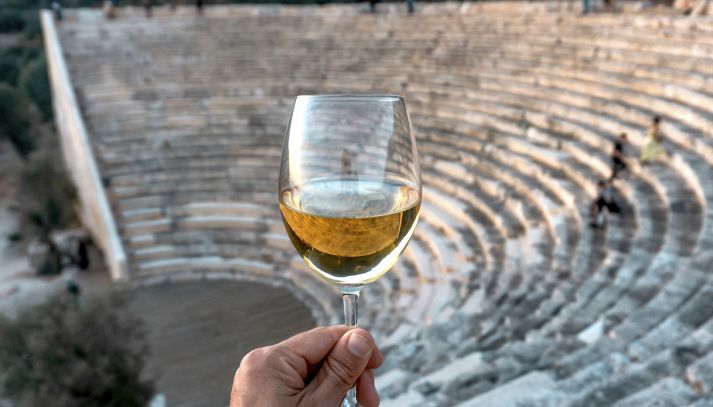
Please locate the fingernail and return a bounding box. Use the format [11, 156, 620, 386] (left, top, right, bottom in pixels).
[347, 331, 371, 358]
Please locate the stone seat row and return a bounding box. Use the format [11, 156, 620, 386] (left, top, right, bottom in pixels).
[130, 30, 709, 80]
[63, 14, 713, 49]
[71, 69, 711, 162]
[69, 58, 710, 134]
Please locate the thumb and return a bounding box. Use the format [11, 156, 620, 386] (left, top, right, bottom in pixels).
[301, 328, 375, 406]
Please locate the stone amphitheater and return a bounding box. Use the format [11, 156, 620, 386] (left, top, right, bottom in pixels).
[41, 2, 713, 406]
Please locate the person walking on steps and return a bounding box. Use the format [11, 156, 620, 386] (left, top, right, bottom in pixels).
[610, 132, 628, 180]
[640, 115, 667, 165]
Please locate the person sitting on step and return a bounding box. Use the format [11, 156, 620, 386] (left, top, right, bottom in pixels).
[590, 180, 620, 228]
[103, 0, 117, 19]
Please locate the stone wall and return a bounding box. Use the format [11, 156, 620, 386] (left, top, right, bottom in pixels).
[40, 11, 128, 281]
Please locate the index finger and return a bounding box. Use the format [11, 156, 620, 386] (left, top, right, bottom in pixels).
[281, 325, 353, 365]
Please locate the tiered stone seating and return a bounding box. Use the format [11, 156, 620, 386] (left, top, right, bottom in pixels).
[54, 4, 713, 405]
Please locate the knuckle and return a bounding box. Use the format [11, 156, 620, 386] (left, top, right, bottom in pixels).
[324, 356, 357, 389]
[262, 345, 287, 366]
[240, 345, 293, 376]
[240, 347, 267, 372]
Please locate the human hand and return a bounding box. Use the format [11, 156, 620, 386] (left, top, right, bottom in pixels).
[230, 326, 383, 407]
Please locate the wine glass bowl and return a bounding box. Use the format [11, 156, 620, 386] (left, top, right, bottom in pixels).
[278, 94, 421, 407]
[279, 94, 421, 289]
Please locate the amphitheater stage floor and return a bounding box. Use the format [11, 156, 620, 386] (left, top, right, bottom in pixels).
[129, 280, 316, 407]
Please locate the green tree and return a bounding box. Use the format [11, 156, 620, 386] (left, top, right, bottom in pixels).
[13, 153, 77, 275]
[0, 55, 20, 85]
[0, 292, 155, 407]
[19, 57, 53, 121]
[0, 83, 35, 159]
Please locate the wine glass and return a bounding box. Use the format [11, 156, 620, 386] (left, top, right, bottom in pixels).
[278, 94, 421, 407]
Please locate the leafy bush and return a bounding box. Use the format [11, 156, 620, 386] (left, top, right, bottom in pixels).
[13, 152, 77, 274]
[0, 83, 35, 159]
[16, 151, 77, 236]
[19, 57, 53, 121]
[0, 10, 25, 33]
[37, 252, 63, 275]
[0, 55, 20, 85]
[0, 293, 155, 407]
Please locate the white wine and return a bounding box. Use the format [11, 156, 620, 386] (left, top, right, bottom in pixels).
[280, 176, 420, 286]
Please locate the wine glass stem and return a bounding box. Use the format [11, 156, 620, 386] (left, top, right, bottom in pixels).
[343, 292, 359, 326]
[341, 291, 359, 407]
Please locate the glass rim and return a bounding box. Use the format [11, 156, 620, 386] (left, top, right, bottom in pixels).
[295, 94, 404, 102]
